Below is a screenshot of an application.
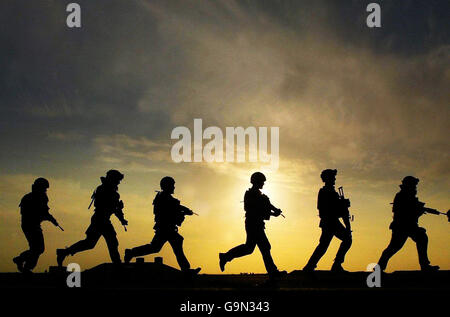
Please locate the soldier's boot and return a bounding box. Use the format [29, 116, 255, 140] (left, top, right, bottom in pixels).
[302, 263, 316, 272]
[56, 249, 68, 267]
[182, 267, 201, 275]
[268, 270, 288, 279]
[12, 256, 24, 273]
[219, 253, 227, 272]
[331, 262, 348, 273]
[124, 249, 133, 264]
[21, 267, 33, 275]
[421, 264, 439, 272]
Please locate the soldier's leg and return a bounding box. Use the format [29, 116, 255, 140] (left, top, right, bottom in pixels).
[57, 224, 102, 267]
[377, 230, 408, 271]
[304, 228, 334, 269]
[168, 232, 190, 271]
[409, 227, 430, 268]
[103, 223, 121, 264]
[129, 232, 167, 257]
[223, 226, 258, 263]
[16, 226, 35, 265]
[333, 223, 352, 265]
[23, 228, 45, 271]
[65, 225, 101, 256]
[256, 230, 278, 274]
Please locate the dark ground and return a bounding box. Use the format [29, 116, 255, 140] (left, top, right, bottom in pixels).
[1, 262, 448, 315]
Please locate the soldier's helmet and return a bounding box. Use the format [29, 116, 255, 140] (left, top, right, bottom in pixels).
[401, 176, 419, 187]
[160, 176, 175, 191]
[106, 169, 124, 181]
[320, 169, 337, 182]
[250, 172, 266, 185]
[32, 177, 50, 190]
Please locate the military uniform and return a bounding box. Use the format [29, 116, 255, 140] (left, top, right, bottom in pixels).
[304, 184, 352, 270]
[15, 190, 58, 271]
[126, 191, 191, 270]
[378, 190, 431, 271]
[63, 177, 125, 264]
[220, 187, 279, 274]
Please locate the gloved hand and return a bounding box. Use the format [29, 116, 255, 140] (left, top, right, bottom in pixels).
[184, 208, 194, 216]
[273, 209, 282, 217]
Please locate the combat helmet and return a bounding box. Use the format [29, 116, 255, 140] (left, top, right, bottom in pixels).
[320, 169, 337, 182]
[250, 172, 266, 185]
[160, 176, 175, 191]
[32, 177, 50, 191]
[106, 169, 124, 181]
[401, 176, 419, 187]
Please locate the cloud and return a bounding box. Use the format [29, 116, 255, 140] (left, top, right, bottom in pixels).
[94, 134, 173, 167]
[47, 131, 85, 141]
[132, 0, 450, 188]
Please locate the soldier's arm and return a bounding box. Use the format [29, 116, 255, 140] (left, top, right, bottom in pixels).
[422, 206, 440, 215]
[317, 190, 334, 218]
[343, 214, 351, 231]
[268, 203, 281, 216]
[42, 207, 59, 226]
[180, 204, 194, 215]
[416, 200, 426, 217]
[114, 200, 128, 224]
[268, 201, 277, 211]
[264, 196, 281, 216]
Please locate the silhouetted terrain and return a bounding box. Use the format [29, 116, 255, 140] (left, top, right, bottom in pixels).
[1, 260, 448, 315]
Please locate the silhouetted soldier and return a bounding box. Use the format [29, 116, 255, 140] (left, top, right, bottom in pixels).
[303, 169, 352, 272]
[57, 170, 128, 266]
[13, 178, 62, 273]
[377, 176, 440, 272]
[219, 172, 286, 277]
[124, 176, 201, 274]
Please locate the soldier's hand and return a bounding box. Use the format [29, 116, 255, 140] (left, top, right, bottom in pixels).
[344, 199, 351, 208]
[273, 209, 282, 217]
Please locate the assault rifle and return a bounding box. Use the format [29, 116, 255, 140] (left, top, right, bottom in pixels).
[338, 186, 353, 230]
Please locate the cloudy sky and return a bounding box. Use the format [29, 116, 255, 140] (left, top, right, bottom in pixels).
[0, 0, 449, 273]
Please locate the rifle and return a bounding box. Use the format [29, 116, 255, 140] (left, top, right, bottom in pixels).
[338, 186, 353, 229]
[423, 207, 449, 222]
[115, 200, 129, 231]
[180, 205, 198, 216]
[390, 201, 449, 222]
[240, 197, 285, 218]
[88, 190, 96, 209]
[262, 194, 285, 219]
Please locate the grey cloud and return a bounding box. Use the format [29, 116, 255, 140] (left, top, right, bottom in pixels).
[0, 0, 448, 187]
